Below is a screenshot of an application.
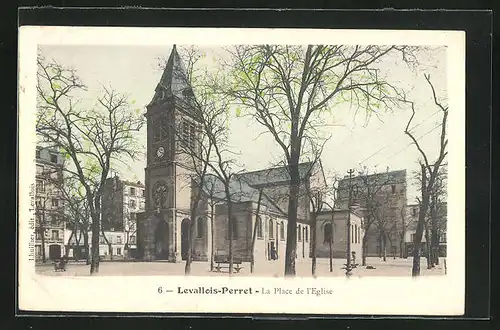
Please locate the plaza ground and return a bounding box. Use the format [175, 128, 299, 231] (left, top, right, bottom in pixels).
[35, 257, 446, 277]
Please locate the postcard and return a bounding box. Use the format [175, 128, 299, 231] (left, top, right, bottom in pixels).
[18, 26, 465, 315]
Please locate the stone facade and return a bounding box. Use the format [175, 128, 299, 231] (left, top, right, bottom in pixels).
[315, 210, 364, 259]
[337, 170, 407, 257]
[35, 147, 66, 262]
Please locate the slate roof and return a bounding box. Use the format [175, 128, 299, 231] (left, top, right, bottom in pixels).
[198, 162, 318, 216]
[235, 162, 316, 187]
[148, 45, 196, 108]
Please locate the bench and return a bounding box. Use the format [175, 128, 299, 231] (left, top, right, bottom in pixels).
[53, 258, 68, 272]
[214, 255, 243, 273]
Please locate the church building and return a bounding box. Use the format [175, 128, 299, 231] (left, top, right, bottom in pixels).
[135, 45, 317, 263]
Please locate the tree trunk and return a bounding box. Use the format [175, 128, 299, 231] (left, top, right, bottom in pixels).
[430, 202, 439, 267]
[185, 194, 201, 275]
[329, 239, 333, 272]
[399, 234, 405, 259]
[284, 160, 300, 277]
[250, 190, 263, 274]
[90, 214, 100, 274]
[329, 211, 335, 272]
[83, 230, 90, 265]
[311, 213, 317, 277]
[424, 227, 432, 269]
[65, 230, 75, 258]
[412, 164, 429, 277]
[362, 234, 368, 266]
[210, 204, 215, 272]
[90, 195, 101, 274]
[225, 186, 234, 276]
[382, 232, 387, 262]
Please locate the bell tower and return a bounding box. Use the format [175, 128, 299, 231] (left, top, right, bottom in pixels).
[140, 45, 200, 262]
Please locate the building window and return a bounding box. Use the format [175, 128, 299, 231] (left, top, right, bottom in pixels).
[182, 120, 196, 150]
[35, 245, 42, 256]
[35, 229, 42, 240]
[197, 217, 204, 238]
[411, 233, 416, 242]
[130, 187, 136, 196]
[441, 233, 446, 242]
[412, 208, 418, 216]
[304, 226, 309, 242]
[36, 179, 45, 193]
[256, 218, 263, 238]
[298, 225, 302, 241]
[117, 236, 122, 244]
[36, 165, 44, 174]
[153, 115, 168, 143]
[142, 189, 145, 197]
[391, 184, 396, 194]
[324, 223, 333, 243]
[51, 230, 59, 240]
[268, 219, 274, 239]
[50, 154, 58, 163]
[351, 225, 355, 243]
[51, 199, 59, 207]
[130, 235, 136, 244]
[36, 149, 41, 159]
[51, 214, 58, 225]
[129, 199, 136, 208]
[117, 247, 122, 255]
[99, 235, 106, 244]
[279, 222, 285, 240]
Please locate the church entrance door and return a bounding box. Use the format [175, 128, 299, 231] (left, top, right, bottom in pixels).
[154, 219, 169, 260]
[181, 219, 190, 260]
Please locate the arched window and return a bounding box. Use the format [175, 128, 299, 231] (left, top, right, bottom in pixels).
[279, 222, 285, 239]
[298, 225, 302, 241]
[324, 223, 333, 243]
[196, 217, 203, 238]
[351, 225, 355, 243]
[304, 226, 309, 242]
[268, 219, 274, 239]
[257, 218, 263, 238]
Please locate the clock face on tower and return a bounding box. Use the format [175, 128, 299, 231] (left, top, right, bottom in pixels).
[156, 146, 165, 159]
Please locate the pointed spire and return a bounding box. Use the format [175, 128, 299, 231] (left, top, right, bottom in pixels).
[148, 44, 194, 108]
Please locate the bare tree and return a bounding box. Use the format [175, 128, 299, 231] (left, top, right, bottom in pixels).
[352, 169, 396, 266]
[219, 45, 416, 276]
[429, 165, 447, 266]
[403, 74, 448, 277]
[398, 203, 415, 258]
[46, 170, 92, 263]
[248, 188, 264, 273]
[36, 55, 145, 274]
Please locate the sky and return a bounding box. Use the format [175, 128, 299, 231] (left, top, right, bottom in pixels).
[39, 44, 448, 204]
